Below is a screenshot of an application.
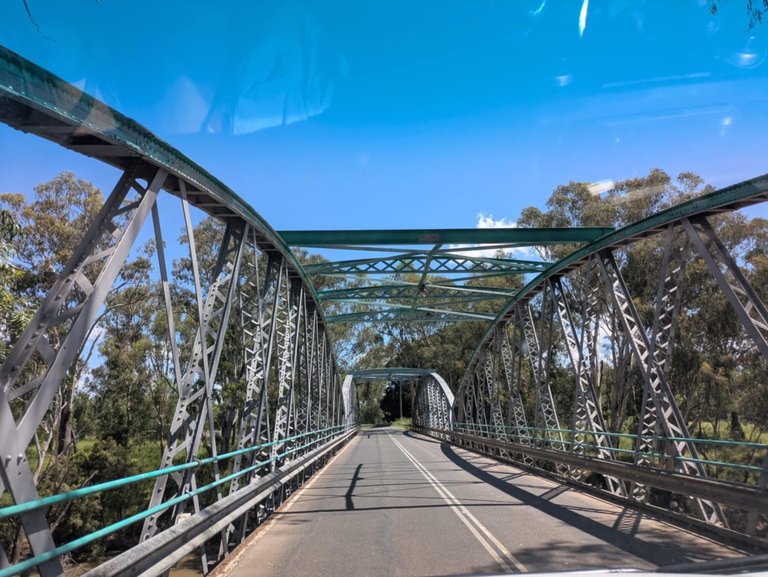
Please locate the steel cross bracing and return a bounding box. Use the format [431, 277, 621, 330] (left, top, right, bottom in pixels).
[596, 250, 725, 525]
[481, 349, 508, 442]
[521, 295, 568, 455]
[141, 212, 246, 545]
[451, 169, 768, 533]
[683, 216, 768, 357]
[496, 321, 532, 446]
[630, 227, 689, 502]
[551, 278, 625, 496]
[223, 249, 281, 547]
[271, 276, 302, 468]
[229, 251, 282, 494]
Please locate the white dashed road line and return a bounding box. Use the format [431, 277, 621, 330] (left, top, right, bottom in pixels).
[390, 434, 527, 573]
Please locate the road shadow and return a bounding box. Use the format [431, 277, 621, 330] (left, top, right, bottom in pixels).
[439, 442, 728, 567]
[403, 429, 444, 444]
[345, 463, 362, 510]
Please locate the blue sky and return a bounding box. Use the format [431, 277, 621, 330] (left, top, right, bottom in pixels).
[1, 0, 767, 233]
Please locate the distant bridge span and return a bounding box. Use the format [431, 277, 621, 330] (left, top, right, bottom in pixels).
[0, 46, 767, 577]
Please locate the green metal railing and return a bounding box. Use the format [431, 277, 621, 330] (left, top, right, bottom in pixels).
[0, 425, 354, 577]
[452, 422, 768, 478]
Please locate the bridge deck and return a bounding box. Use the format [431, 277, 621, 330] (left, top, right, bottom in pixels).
[214, 428, 745, 577]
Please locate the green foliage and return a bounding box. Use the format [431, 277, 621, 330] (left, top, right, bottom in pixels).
[380, 381, 412, 422]
[356, 380, 386, 424]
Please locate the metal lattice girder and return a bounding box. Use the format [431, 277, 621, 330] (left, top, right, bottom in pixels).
[311, 324, 324, 432]
[551, 278, 625, 496]
[141, 216, 246, 542]
[481, 349, 508, 441]
[412, 373, 454, 431]
[271, 276, 304, 465]
[496, 321, 531, 446]
[222, 248, 282, 551]
[318, 333, 328, 430]
[299, 305, 318, 439]
[650, 226, 690, 378]
[521, 297, 567, 453]
[326, 308, 494, 324]
[304, 253, 548, 276]
[630, 227, 690, 501]
[595, 250, 726, 526]
[683, 216, 768, 357]
[0, 165, 167, 577]
[229, 251, 282, 495]
[469, 371, 486, 431]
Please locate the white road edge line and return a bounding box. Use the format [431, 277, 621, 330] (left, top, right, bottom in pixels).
[390, 434, 527, 573]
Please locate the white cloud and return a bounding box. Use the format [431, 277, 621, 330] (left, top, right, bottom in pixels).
[476, 213, 517, 229]
[446, 213, 538, 260]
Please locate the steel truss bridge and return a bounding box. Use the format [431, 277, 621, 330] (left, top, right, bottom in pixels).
[0, 46, 767, 576]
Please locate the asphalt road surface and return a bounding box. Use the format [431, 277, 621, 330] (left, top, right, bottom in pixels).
[214, 427, 746, 577]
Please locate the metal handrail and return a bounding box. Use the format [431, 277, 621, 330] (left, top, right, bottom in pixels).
[453, 422, 768, 476]
[0, 425, 356, 577]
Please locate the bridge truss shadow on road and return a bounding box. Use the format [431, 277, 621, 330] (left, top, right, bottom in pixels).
[0, 45, 766, 577]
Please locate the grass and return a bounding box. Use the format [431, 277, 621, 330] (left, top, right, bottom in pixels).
[389, 418, 412, 429]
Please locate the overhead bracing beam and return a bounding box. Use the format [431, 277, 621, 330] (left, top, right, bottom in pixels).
[326, 308, 495, 324]
[279, 227, 614, 246]
[304, 254, 547, 276]
[318, 283, 516, 302]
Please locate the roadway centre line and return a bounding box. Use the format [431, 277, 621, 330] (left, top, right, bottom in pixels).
[390, 434, 527, 573]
